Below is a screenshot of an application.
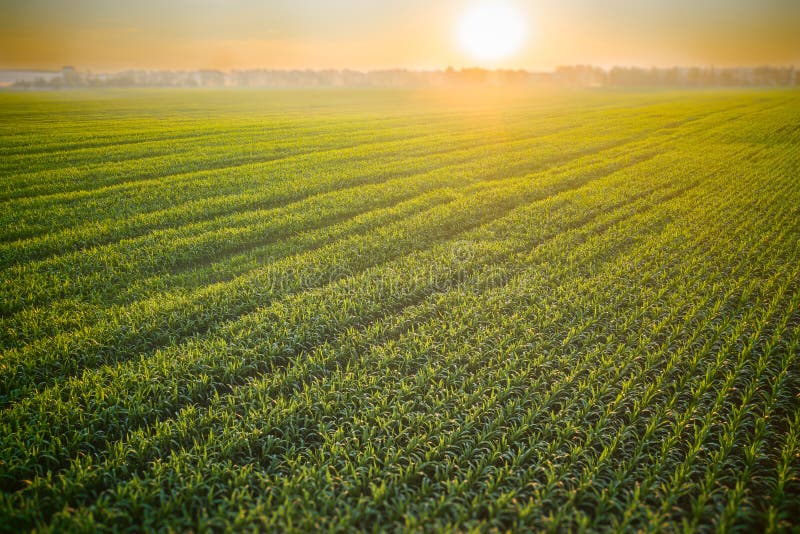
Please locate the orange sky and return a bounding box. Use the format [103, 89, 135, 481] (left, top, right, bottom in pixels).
[1, 0, 798, 71]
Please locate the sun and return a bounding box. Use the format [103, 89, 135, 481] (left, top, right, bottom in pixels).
[457, 2, 527, 63]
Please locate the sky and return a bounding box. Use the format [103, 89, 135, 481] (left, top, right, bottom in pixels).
[1, 0, 798, 71]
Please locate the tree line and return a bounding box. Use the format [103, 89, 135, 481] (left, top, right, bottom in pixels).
[10, 65, 798, 89]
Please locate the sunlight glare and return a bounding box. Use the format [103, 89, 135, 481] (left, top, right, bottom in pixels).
[457, 2, 526, 62]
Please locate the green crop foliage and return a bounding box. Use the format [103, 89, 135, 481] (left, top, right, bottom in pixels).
[0, 88, 798, 532]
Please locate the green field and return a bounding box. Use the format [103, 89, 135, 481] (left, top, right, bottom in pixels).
[1, 88, 799, 531]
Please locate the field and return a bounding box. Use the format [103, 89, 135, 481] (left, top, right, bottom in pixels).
[0, 88, 799, 532]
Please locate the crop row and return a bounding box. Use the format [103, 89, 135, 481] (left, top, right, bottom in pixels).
[1, 90, 797, 531]
[7, 141, 800, 532]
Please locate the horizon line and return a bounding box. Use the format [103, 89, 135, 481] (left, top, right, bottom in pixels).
[3, 64, 799, 74]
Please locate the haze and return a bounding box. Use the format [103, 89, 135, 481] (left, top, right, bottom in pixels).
[1, 0, 798, 71]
